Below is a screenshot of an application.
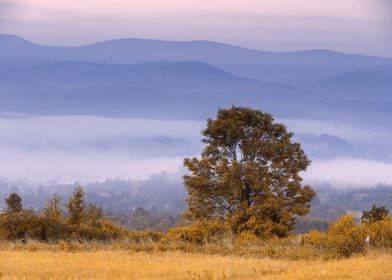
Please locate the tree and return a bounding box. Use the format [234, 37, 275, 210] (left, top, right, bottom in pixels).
[66, 186, 85, 225]
[84, 203, 105, 224]
[361, 204, 389, 223]
[183, 106, 315, 238]
[43, 194, 63, 221]
[5, 193, 23, 213]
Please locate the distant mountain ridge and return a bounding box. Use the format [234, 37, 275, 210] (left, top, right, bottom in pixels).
[1, 34, 391, 86]
[1, 61, 246, 90]
[0, 34, 391, 120]
[0, 60, 332, 118]
[313, 63, 392, 102]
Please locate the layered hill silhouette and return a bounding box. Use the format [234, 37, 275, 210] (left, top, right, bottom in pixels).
[0, 35, 391, 119]
[313, 63, 392, 102]
[0, 61, 331, 118]
[1, 34, 391, 85]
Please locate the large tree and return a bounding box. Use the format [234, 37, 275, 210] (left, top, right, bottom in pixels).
[183, 106, 315, 238]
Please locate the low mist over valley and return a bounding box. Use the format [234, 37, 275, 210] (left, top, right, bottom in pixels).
[1, 35, 391, 218]
[1, 2, 392, 278]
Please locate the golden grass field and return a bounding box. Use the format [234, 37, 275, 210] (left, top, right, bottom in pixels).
[0, 250, 391, 280]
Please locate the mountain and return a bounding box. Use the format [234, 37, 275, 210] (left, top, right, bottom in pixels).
[1, 35, 391, 120]
[0, 61, 255, 90]
[295, 134, 356, 159]
[0, 61, 332, 118]
[1, 60, 390, 120]
[312, 63, 392, 102]
[1, 35, 391, 86]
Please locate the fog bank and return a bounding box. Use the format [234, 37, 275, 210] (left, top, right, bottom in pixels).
[0, 115, 391, 187]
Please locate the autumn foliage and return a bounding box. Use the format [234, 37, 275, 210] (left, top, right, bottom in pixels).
[184, 106, 315, 238]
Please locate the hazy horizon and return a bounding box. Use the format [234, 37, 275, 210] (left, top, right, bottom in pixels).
[1, 1, 392, 191]
[1, 0, 391, 56]
[3, 33, 392, 59]
[0, 115, 390, 188]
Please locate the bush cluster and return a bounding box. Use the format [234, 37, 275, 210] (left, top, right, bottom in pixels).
[0, 211, 127, 241]
[0, 189, 127, 241]
[2, 189, 392, 260]
[307, 215, 366, 257]
[307, 214, 392, 257]
[165, 220, 231, 245]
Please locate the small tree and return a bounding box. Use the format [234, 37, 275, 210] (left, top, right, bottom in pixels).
[361, 204, 389, 224]
[5, 193, 23, 213]
[43, 194, 63, 221]
[84, 203, 105, 224]
[183, 106, 315, 238]
[66, 186, 85, 225]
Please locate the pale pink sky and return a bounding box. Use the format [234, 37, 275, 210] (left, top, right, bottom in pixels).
[1, 0, 391, 56]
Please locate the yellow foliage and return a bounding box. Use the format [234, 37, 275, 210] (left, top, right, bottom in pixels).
[307, 215, 366, 257]
[363, 218, 392, 247]
[234, 231, 261, 246]
[165, 220, 231, 245]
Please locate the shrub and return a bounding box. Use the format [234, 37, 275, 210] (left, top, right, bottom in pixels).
[307, 215, 366, 257]
[0, 211, 70, 241]
[4, 193, 23, 213]
[363, 218, 392, 248]
[361, 205, 389, 224]
[234, 231, 261, 246]
[73, 220, 128, 241]
[165, 220, 231, 245]
[128, 230, 164, 243]
[0, 211, 128, 242]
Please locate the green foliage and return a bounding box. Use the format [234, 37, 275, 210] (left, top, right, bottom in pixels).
[183, 106, 315, 238]
[66, 186, 85, 225]
[5, 193, 23, 213]
[361, 204, 389, 224]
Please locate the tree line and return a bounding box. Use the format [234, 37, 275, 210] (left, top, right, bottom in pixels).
[0, 187, 126, 241]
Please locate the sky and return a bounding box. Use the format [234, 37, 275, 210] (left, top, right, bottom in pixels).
[0, 0, 391, 56]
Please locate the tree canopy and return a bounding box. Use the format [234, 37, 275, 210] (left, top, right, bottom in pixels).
[183, 106, 315, 238]
[5, 193, 23, 213]
[361, 204, 389, 223]
[66, 186, 85, 225]
[43, 194, 63, 221]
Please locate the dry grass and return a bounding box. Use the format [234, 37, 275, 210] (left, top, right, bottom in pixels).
[0, 249, 391, 279]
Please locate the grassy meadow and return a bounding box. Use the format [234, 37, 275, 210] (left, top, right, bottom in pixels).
[0, 249, 391, 279]
[0, 186, 391, 280]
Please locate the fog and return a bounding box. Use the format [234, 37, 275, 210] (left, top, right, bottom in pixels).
[0, 116, 204, 184]
[0, 115, 391, 187]
[304, 158, 392, 187]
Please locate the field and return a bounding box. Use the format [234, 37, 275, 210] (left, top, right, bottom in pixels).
[0, 250, 391, 279]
